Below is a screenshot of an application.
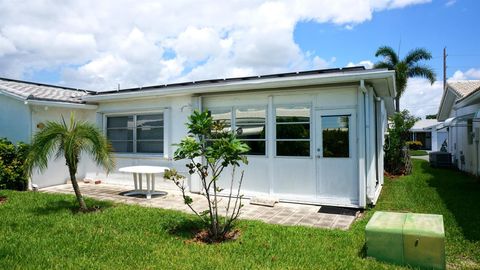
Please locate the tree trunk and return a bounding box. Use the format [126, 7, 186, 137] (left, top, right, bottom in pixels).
[69, 167, 87, 210]
[395, 96, 400, 112]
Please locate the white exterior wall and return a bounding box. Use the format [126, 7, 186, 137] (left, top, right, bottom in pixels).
[29, 105, 96, 188]
[201, 85, 383, 207]
[0, 95, 31, 143]
[83, 96, 193, 190]
[448, 103, 480, 174]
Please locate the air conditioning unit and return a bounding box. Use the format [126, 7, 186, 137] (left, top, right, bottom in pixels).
[429, 152, 452, 168]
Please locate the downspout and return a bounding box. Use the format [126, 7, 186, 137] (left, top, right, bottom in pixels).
[26, 101, 34, 191]
[359, 80, 368, 207]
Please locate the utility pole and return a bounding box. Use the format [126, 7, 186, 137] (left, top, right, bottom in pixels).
[443, 47, 447, 91]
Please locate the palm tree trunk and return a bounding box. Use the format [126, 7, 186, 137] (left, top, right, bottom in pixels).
[68, 167, 87, 210]
[395, 96, 400, 112]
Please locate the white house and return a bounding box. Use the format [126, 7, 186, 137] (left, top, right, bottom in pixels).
[409, 119, 448, 151]
[438, 80, 480, 174]
[0, 67, 396, 208]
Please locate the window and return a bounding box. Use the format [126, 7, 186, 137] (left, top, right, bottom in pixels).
[235, 107, 266, 155]
[210, 108, 233, 135]
[322, 115, 350, 158]
[208, 106, 267, 155]
[106, 113, 164, 153]
[275, 105, 310, 156]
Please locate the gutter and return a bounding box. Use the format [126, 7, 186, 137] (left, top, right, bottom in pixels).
[359, 80, 368, 208]
[83, 70, 396, 102]
[24, 99, 98, 109]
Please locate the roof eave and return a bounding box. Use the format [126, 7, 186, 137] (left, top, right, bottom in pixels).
[25, 99, 98, 109]
[83, 69, 396, 102]
[454, 89, 480, 109]
[438, 86, 461, 121]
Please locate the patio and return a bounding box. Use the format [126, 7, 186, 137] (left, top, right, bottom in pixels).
[40, 182, 357, 230]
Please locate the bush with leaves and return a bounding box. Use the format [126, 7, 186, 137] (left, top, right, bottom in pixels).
[164, 110, 250, 242]
[406, 140, 423, 150]
[0, 138, 30, 191]
[385, 110, 419, 175]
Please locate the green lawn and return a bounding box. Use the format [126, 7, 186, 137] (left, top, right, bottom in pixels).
[409, 150, 428, 156]
[0, 159, 479, 269]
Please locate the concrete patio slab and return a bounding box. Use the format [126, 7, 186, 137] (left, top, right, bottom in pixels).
[40, 183, 357, 230]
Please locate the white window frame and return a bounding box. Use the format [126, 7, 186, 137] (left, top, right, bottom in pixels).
[208, 105, 268, 157]
[274, 104, 312, 158]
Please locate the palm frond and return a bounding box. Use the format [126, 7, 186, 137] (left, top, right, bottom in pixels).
[408, 65, 437, 84]
[25, 113, 115, 175]
[24, 121, 66, 175]
[373, 61, 395, 70]
[404, 48, 433, 66]
[375, 46, 399, 65]
[75, 121, 116, 173]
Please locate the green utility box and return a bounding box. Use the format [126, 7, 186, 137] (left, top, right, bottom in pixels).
[365, 211, 445, 270]
[403, 213, 445, 269]
[365, 212, 407, 265]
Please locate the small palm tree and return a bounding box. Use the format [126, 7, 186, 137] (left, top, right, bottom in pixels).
[374, 46, 436, 112]
[25, 113, 115, 211]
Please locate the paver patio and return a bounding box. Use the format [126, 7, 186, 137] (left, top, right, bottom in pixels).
[40, 183, 357, 230]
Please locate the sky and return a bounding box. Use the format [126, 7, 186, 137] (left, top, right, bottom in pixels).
[0, 0, 479, 118]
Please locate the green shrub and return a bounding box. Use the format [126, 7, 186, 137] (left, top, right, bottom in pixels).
[384, 110, 418, 175]
[406, 140, 423, 150]
[0, 138, 30, 191]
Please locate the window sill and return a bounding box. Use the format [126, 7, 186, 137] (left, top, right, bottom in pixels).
[113, 153, 171, 160]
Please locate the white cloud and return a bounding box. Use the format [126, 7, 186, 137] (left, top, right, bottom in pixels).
[450, 68, 480, 80]
[346, 60, 374, 69]
[445, 0, 456, 7]
[0, 0, 431, 90]
[401, 78, 443, 117]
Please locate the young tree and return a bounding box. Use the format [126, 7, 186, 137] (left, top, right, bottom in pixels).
[25, 113, 115, 211]
[374, 46, 436, 112]
[384, 110, 418, 175]
[164, 110, 249, 242]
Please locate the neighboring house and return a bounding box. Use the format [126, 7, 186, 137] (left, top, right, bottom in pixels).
[0, 78, 97, 187]
[438, 80, 480, 174]
[409, 119, 447, 151]
[0, 67, 396, 208]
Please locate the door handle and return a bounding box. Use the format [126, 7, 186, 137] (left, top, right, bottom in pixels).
[316, 155, 321, 158]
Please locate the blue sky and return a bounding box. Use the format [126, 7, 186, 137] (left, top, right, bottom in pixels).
[0, 0, 478, 117]
[294, 0, 479, 78]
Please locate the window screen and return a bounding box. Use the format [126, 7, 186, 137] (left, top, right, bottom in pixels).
[106, 113, 163, 153]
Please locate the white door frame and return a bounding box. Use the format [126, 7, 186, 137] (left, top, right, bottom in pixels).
[314, 108, 358, 206]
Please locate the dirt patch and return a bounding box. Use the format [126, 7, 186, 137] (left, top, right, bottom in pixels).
[0, 196, 7, 205]
[185, 229, 241, 244]
[384, 171, 404, 179]
[75, 205, 104, 214]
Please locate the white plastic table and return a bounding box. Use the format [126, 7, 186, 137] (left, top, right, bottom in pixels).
[118, 166, 169, 199]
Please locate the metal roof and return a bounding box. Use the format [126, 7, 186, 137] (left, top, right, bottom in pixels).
[0, 77, 92, 104]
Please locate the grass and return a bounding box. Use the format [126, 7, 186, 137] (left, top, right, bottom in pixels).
[409, 150, 428, 156]
[0, 159, 479, 269]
